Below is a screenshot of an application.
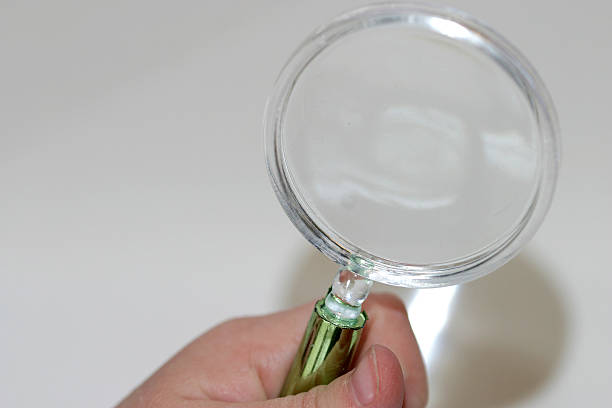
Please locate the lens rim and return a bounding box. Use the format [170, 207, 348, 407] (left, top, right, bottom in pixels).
[264, 2, 560, 288]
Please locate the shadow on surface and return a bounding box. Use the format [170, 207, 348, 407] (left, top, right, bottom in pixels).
[282, 248, 567, 407]
[426, 255, 567, 407]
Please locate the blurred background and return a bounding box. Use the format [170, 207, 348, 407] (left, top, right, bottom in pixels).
[1, 1, 610, 407]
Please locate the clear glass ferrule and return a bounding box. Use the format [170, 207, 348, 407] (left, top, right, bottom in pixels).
[323, 259, 373, 322]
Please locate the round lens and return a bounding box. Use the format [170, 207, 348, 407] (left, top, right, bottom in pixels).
[265, 3, 559, 287]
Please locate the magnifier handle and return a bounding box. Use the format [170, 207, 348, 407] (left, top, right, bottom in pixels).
[279, 298, 367, 396]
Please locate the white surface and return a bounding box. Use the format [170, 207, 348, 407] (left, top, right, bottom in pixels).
[0, 1, 610, 407]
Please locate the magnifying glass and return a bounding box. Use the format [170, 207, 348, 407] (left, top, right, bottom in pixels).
[264, 2, 560, 396]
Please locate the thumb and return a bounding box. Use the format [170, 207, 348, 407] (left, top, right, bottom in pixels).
[266, 345, 405, 408]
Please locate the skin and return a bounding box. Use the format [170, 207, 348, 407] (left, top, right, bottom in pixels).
[117, 293, 428, 408]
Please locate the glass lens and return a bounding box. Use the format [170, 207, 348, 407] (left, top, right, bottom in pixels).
[266, 4, 559, 287]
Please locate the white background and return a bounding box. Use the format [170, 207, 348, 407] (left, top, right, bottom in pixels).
[1, 1, 610, 407]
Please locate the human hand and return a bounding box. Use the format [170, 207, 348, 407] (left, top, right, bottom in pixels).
[117, 293, 427, 408]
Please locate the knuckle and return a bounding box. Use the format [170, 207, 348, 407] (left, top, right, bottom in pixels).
[372, 292, 407, 314]
[213, 316, 254, 334]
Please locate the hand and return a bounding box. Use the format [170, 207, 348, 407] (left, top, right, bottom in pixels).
[117, 293, 427, 408]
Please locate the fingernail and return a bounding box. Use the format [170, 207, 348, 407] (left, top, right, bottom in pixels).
[351, 347, 378, 405]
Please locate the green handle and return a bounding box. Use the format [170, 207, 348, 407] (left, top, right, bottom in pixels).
[279, 298, 367, 396]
